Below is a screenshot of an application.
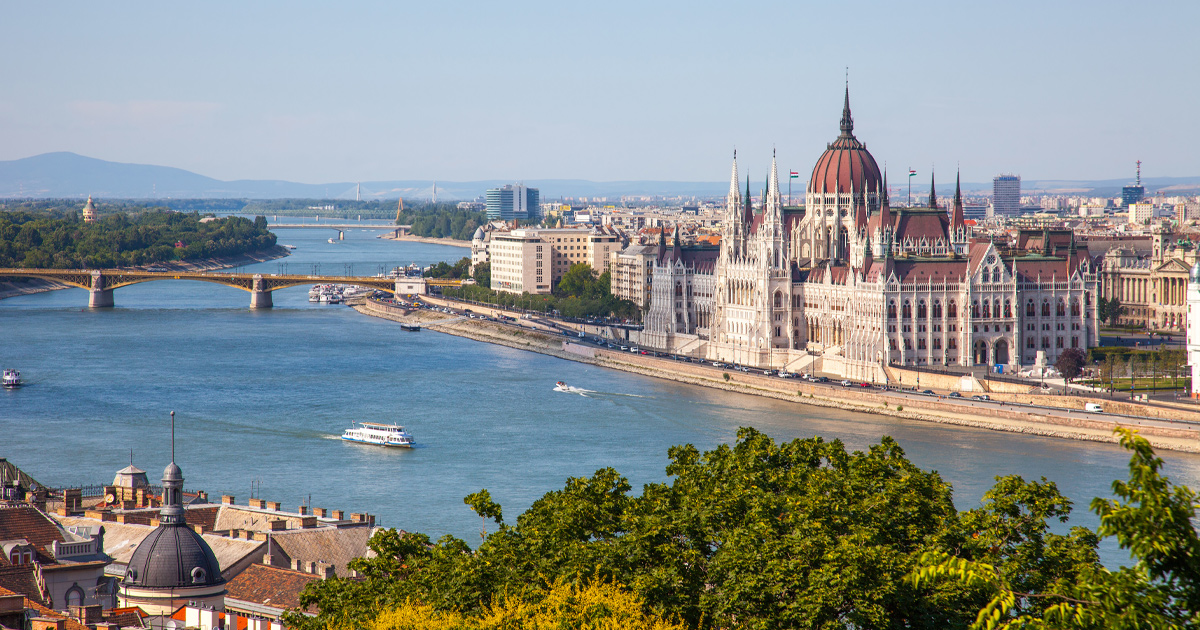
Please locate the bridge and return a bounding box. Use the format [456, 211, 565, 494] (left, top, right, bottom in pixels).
[267, 223, 401, 229]
[0, 268, 398, 309]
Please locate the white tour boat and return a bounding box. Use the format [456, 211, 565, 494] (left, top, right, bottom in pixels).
[341, 422, 415, 448]
[3, 369, 23, 389]
[554, 381, 570, 392]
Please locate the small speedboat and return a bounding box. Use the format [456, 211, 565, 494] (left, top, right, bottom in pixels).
[3, 369, 23, 389]
[554, 381, 570, 392]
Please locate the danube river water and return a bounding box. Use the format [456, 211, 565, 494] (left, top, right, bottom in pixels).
[3, 225, 1199, 565]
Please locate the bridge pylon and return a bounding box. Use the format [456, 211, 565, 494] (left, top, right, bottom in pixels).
[89, 271, 114, 308]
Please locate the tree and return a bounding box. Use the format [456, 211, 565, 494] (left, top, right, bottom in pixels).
[555, 263, 599, 298]
[1055, 348, 1087, 382]
[911, 429, 1200, 629]
[1104, 297, 1125, 325]
[472, 262, 490, 288]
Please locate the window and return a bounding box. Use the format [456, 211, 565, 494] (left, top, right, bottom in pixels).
[890, 339, 898, 350]
[1057, 300, 1066, 317]
[1071, 299, 1080, 316]
[1071, 336, 1079, 348]
[1027, 300, 1036, 317]
[887, 302, 897, 319]
[1027, 338, 1035, 349]
[918, 300, 927, 318]
[933, 339, 942, 350]
[1042, 337, 1050, 349]
[904, 338, 912, 350]
[1042, 300, 1051, 317]
[1056, 337, 1064, 348]
[933, 301, 942, 318]
[1004, 299, 1012, 318]
[947, 301, 958, 318]
[982, 300, 991, 318]
[948, 339, 957, 349]
[918, 338, 927, 350]
[902, 301, 912, 319]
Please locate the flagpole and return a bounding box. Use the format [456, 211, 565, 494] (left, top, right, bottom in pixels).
[788, 172, 791, 206]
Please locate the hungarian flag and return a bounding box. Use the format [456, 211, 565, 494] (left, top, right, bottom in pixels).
[789, 171, 799, 179]
[909, 169, 917, 177]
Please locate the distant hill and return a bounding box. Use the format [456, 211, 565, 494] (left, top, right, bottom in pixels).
[2, 152, 1197, 201]
[0, 153, 729, 200]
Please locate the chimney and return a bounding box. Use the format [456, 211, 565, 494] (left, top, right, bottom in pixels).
[262, 553, 274, 566]
[313, 508, 327, 518]
[298, 516, 317, 529]
[197, 491, 208, 502]
[266, 501, 281, 511]
[192, 524, 206, 534]
[297, 506, 308, 516]
[0, 595, 24, 614]
[222, 495, 236, 505]
[331, 510, 345, 520]
[305, 561, 317, 574]
[248, 498, 266, 509]
[268, 519, 286, 531]
[31, 618, 66, 630]
[318, 564, 336, 579]
[350, 513, 365, 523]
[291, 559, 301, 571]
[70, 605, 102, 624]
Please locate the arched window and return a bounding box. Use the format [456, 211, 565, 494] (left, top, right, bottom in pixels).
[9, 550, 19, 565]
[902, 301, 912, 319]
[1026, 299, 1036, 317]
[774, 292, 782, 308]
[1004, 299, 1012, 318]
[917, 300, 927, 318]
[1071, 299, 1080, 316]
[887, 301, 896, 319]
[994, 300, 1002, 318]
[1057, 299, 1066, 317]
[972, 300, 980, 318]
[1042, 300, 1051, 317]
[982, 300, 991, 318]
[947, 300, 957, 318]
[192, 567, 207, 584]
[933, 300, 942, 318]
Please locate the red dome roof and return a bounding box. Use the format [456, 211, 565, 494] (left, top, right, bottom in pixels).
[808, 89, 882, 195]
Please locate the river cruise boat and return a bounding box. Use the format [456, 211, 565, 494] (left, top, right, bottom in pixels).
[400, 323, 421, 332]
[341, 422, 414, 448]
[3, 369, 22, 389]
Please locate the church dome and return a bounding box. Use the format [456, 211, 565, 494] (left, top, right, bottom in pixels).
[808, 88, 882, 195]
[123, 523, 224, 589]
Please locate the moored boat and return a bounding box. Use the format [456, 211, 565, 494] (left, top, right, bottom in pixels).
[400, 323, 421, 332]
[341, 422, 415, 448]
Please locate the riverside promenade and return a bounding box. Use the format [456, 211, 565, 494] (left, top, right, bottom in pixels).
[354, 298, 1200, 454]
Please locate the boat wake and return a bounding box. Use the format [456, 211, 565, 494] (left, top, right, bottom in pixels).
[553, 383, 644, 398]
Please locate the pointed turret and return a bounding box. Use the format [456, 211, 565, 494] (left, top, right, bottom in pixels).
[670, 223, 681, 262]
[744, 174, 753, 227]
[854, 180, 868, 230]
[839, 84, 854, 138]
[950, 170, 965, 231]
[727, 150, 741, 208]
[928, 170, 938, 210]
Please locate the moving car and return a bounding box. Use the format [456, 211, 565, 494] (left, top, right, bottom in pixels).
[1084, 402, 1103, 413]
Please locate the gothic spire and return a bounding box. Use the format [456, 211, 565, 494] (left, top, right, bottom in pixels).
[928, 170, 938, 209]
[728, 150, 740, 205]
[744, 174, 753, 226]
[950, 170, 965, 231]
[839, 84, 854, 138]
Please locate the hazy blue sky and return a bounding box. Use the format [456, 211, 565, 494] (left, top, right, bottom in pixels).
[3, 1, 1197, 185]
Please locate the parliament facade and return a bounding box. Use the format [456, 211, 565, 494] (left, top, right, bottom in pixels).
[643, 89, 1100, 381]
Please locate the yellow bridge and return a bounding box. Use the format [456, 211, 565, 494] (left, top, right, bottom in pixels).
[0, 268, 398, 308]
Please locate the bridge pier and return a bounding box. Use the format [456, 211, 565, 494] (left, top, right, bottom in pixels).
[88, 288, 114, 308]
[89, 271, 113, 308]
[250, 274, 273, 309]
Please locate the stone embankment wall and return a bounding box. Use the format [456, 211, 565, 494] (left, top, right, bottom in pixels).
[353, 300, 1200, 453]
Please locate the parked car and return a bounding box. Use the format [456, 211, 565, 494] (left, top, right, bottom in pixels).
[948, 392, 962, 398]
[763, 370, 776, 376]
[1085, 402, 1103, 412]
[840, 380, 852, 387]
[858, 382, 872, 388]
[921, 389, 935, 395]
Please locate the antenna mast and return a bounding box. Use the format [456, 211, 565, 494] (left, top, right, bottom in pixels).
[170, 411, 175, 463]
[1136, 160, 1142, 187]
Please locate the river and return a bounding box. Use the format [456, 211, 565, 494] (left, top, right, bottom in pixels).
[2, 225, 1198, 566]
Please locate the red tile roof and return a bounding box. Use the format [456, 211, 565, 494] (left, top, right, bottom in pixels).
[0, 586, 89, 630]
[0, 507, 66, 563]
[225, 564, 320, 613]
[0, 565, 44, 604]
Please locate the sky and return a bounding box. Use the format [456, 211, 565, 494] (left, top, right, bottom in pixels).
[3, 1, 1198, 186]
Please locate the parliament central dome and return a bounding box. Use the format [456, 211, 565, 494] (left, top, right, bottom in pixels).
[808, 87, 882, 195]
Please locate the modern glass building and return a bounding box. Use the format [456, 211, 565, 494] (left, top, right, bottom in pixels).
[486, 184, 540, 221]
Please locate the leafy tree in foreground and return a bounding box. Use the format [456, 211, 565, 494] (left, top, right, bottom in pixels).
[291, 428, 1197, 629]
[911, 428, 1199, 629]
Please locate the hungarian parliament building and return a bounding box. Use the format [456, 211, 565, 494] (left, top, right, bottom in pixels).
[641, 89, 1100, 381]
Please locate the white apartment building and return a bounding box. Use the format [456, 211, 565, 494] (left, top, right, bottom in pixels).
[1129, 202, 1154, 225]
[489, 227, 626, 295]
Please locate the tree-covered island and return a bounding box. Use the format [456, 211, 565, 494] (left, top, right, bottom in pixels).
[0, 202, 277, 268]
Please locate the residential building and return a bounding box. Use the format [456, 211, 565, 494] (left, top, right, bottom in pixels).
[489, 227, 625, 295]
[608, 243, 661, 309]
[485, 184, 540, 221]
[1128, 202, 1154, 225]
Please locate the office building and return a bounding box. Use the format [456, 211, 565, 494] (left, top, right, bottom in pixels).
[486, 184, 540, 221]
[992, 175, 1021, 217]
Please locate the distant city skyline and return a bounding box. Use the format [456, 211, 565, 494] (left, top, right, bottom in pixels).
[3, 1, 1198, 185]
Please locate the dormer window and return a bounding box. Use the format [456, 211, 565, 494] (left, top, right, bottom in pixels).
[191, 567, 207, 584]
